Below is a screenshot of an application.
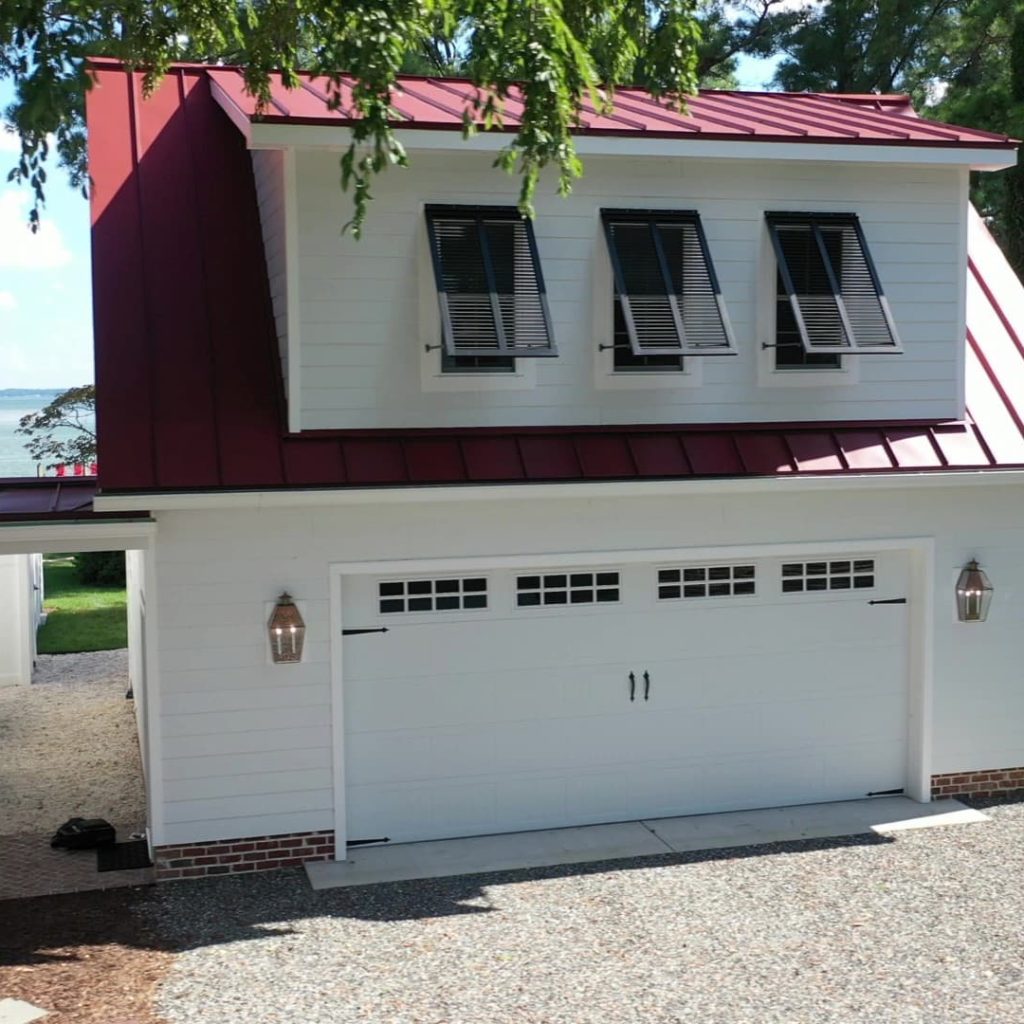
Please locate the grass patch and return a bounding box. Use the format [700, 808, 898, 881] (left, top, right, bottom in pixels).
[37, 555, 128, 654]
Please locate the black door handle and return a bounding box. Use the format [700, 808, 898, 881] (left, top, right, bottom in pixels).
[643, 670, 650, 701]
[628, 671, 636, 702]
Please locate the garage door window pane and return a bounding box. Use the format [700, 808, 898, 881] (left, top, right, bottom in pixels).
[780, 559, 874, 593]
[659, 565, 756, 600]
[517, 571, 620, 608]
[378, 577, 489, 613]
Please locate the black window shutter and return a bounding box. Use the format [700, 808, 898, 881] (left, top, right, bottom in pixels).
[601, 210, 736, 356]
[425, 206, 557, 358]
[767, 213, 901, 355]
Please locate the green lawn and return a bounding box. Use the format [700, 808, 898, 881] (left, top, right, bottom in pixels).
[37, 555, 128, 654]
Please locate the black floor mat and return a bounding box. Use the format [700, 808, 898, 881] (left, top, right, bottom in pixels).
[97, 839, 153, 872]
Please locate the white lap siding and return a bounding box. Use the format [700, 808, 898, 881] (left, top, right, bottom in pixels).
[151, 483, 1024, 846]
[294, 152, 966, 430]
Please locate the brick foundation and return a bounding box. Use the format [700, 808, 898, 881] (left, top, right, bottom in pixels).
[931, 766, 1024, 801]
[154, 829, 335, 880]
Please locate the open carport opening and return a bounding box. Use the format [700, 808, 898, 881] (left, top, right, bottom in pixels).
[0, 543, 154, 899]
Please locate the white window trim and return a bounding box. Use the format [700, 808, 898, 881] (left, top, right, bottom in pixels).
[756, 218, 859, 389]
[417, 206, 538, 393]
[591, 226, 703, 391]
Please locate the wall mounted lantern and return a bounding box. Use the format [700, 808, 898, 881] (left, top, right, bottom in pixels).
[955, 560, 993, 623]
[268, 592, 305, 663]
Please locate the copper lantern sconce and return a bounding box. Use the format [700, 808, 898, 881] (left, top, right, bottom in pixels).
[955, 560, 993, 623]
[269, 592, 306, 663]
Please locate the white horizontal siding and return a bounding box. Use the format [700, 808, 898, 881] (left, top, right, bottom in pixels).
[154, 486, 1024, 845]
[293, 150, 966, 429]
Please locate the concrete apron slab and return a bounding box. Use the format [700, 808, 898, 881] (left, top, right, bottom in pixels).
[305, 797, 988, 891]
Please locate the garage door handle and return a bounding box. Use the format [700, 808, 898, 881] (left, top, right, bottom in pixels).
[643, 671, 650, 701]
[628, 671, 636, 702]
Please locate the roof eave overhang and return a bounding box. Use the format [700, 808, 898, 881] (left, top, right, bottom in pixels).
[238, 121, 1016, 171]
[92, 467, 1024, 514]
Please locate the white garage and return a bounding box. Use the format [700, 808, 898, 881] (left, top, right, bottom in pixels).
[339, 548, 911, 847]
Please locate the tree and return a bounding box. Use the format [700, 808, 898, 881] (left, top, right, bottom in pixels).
[772, 0, 960, 98]
[769, 0, 1024, 274]
[16, 385, 96, 470]
[1, 0, 705, 236]
[933, 1, 1024, 274]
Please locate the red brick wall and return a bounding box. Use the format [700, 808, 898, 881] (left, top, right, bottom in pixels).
[154, 830, 335, 880]
[931, 767, 1024, 800]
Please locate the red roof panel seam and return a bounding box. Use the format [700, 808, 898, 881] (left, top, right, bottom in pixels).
[746, 94, 913, 140]
[827, 434, 851, 470]
[395, 81, 475, 122]
[179, 69, 226, 486]
[611, 93, 752, 135]
[969, 255, 1024, 361]
[298, 78, 374, 121]
[963, 409, 999, 466]
[127, 70, 163, 487]
[699, 92, 866, 137]
[797, 94, 969, 141]
[967, 327, 1024, 443]
[685, 94, 812, 137]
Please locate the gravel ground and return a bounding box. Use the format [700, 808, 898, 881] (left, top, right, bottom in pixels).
[0, 649, 146, 835]
[147, 802, 1024, 1024]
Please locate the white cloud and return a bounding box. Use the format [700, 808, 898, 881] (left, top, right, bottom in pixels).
[0, 190, 72, 270]
[0, 290, 16, 311]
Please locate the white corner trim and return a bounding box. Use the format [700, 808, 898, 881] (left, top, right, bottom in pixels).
[328, 566, 347, 855]
[906, 542, 935, 801]
[246, 123, 1016, 171]
[142, 545, 166, 845]
[283, 148, 303, 433]
[91, 469, 1024, 514]
[954, 168, 970, 419]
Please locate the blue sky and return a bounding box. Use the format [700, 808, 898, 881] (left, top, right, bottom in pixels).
[0, 54, 778, 391]
[0, 80, 94, 390]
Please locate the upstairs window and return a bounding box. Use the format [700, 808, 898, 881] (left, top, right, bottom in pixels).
[425, 206, 557, 371]
[601, 210, 736, 359]
[767, 213, 901, 367]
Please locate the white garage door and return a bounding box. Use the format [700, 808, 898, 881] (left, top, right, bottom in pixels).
[341, 552, 909, 845]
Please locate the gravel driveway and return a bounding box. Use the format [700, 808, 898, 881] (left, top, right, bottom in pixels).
[0, 649, 146, 834]
[147, 801, 1024, 1024]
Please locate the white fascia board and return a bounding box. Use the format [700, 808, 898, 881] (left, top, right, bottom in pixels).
[210, 79, 253, 144]
[246, 123, 1016, 171]
[0, 520, 155, 556]
[92, 468, 1024, 513]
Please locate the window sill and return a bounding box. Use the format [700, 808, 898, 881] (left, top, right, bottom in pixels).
[420, 363, 538, 393]
[594, 357, 704, 390]
[757, 355, 858, 388]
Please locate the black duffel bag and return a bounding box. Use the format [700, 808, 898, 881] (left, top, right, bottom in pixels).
[50, 818, 116, 850]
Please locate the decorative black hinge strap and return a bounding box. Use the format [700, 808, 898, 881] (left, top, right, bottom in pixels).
[868, 598, 907, 605]
[342, 627, 390, 635]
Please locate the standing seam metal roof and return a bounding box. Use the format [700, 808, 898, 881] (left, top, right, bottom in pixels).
[75, 63, 1024, 499]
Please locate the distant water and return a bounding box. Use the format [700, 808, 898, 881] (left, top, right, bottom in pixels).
[0, 393, 95, 478]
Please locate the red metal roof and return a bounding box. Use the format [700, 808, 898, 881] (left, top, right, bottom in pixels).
[0, 478, 136, 523]
[84, 64, 1024, 498]
[193, 63, 1015, 149]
